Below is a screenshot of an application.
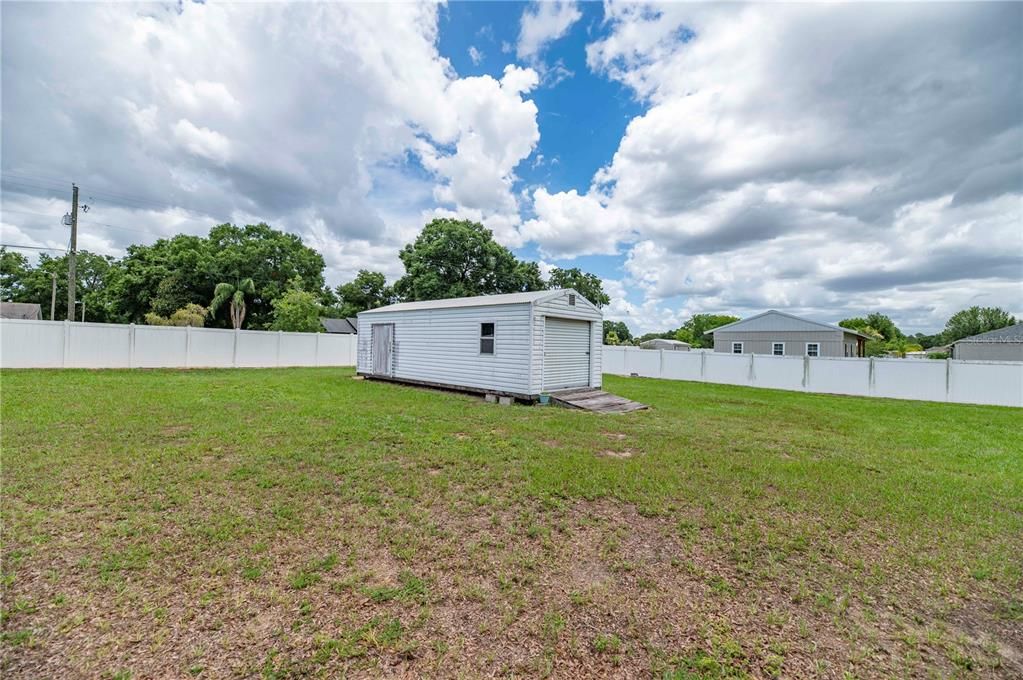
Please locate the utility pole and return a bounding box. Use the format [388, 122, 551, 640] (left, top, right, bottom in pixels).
[50, 273, 57, 320]
[67, 183, 79, 321]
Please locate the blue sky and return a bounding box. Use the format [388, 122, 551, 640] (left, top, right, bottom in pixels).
[2, 1, 1020, 333]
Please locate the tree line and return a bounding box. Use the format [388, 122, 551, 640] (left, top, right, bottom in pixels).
[0, 218, 610, 332]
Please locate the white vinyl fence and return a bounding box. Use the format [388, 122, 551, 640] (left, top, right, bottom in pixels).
[0, 319, 357, 369]
[603, 346, 1022, 408]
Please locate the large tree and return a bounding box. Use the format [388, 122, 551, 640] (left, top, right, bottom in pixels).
[547, 267, 610, 308]
[1, 249, 31, 301]
[393, 218, 545, 301]
[111, 223, 326, 328]
[335, 270, 394, 317]
[1, 249, 120, 322]
[270, 280, 323, 332]
[942, 306, 1017, 343]
[602, 320, 633, 344]
[675, 314, 740, 348]
[840, 313, 903, 341]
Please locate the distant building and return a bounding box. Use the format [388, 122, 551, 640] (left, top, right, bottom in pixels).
[709, 310, 869, 358]
[321, 317, 358, 334]
[0, 302, 42, 320]
[951, 323, 1023, 361]
[639, 338, 691, 351]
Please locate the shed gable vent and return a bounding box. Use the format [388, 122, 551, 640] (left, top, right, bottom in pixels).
[568, 294, 576, 306]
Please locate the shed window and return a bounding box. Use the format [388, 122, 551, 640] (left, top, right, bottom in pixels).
[772, 342, 785, 356]
[480, 322, 495, 355]
[806, 342, 820, 357]
[732, 342, 743, 354]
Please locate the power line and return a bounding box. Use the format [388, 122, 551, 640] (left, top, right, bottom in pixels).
[1, 243, 67, 252]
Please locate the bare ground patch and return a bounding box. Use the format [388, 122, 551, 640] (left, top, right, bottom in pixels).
[2, 497, 1017, 679]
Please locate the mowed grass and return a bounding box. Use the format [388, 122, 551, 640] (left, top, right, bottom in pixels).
[1, 368, 1020, 678]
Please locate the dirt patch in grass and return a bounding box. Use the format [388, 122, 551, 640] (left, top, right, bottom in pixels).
[597, 449, 636, 459]
[3, 496, 1017, 679]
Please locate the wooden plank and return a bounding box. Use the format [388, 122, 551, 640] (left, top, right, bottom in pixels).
[549, 388, 647, 413]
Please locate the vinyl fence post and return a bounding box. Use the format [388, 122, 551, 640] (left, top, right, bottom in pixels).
[659, 349, 665, 378]
[62, 319, 70, 368]
[129, 323, 136, 369]
[700, 350, 706, 381]
[277, 330, 283, 367]
[802, 355, 810, 389]
[232, 328, 239, 368]
[185, 325, 192, 369]
[748, 352, 755, 385]
[868, 357, 875, 396]
[945, 358, 951, 402]
[314, 332, 320, 367]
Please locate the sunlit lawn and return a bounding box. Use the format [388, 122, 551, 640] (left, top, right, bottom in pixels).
[2, 368, 1020, 678]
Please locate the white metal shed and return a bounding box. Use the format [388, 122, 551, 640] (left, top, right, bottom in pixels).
[356, 289, 603, 398]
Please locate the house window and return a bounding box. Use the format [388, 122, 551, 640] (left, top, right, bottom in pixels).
[772, 342, 785, 356]
[732, 342, 744, 354]
[806, 342, 820, 357]
[480, 322, 495, 355]
[568, 294, 576, 306]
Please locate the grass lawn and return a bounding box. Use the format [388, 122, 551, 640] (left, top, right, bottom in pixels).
[1, 368, 1021, 678]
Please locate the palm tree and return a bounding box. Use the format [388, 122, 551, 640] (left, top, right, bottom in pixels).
[209, 278, 255, 329]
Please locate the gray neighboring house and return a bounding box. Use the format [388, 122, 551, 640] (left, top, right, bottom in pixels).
[0, 302, 42, 320]
[640, 338, 691, 351]
[709, 310, 869, 358]
[951, 322, 1023, 361]
[356, 289, 602, 398]
[321, 317, 358, 334]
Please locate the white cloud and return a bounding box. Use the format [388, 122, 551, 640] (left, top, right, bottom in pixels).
[517, 1, 581, 61]
[2, 2, 544, 280]
[172, 119, 232, 164]
[523, 3, 1023, 332]
[468, 45, 483, 65]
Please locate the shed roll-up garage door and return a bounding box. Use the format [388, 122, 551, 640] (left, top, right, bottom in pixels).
[543, 317, 591, 390]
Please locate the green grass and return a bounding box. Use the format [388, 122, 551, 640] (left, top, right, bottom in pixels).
[1, 367, 1020, 678]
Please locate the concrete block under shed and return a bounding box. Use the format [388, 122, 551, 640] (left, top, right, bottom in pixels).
[498, 396, 513, 406]
[484, 394, 497, 403]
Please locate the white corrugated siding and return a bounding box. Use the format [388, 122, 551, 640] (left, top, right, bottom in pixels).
[543, 317, 591, 389]
[357, 303, 533, 394]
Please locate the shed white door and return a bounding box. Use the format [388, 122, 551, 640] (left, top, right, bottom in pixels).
[543, 317, 591, 390]
[371, 323, 394, 376]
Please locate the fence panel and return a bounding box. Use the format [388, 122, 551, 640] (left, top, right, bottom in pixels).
[0, 319, 357, 369]
[623, 348, 661, 377]
[703, 353, 751, 386]
[872, 358, 947, 401]
[752, 354, 805, 391]
[662, 351, 703, 381]
[188, 328, 235, 367]
[602, 347, 626, 375]
[134, 326, 188, 367]
[0, 319, 65, 367]
[948, 360, 1023, 406]
[67, 323, 131, 368]
[279, 333, 318, 367]
[600, 346, 1020, 407]
[805, 357, 871, 396]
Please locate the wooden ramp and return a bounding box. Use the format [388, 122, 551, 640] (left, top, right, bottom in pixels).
[549, 388, 648, 414]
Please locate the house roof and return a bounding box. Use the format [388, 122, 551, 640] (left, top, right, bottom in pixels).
[641, 338, 690, 347]
[953, 322, 1023, 344]
[359, 289, 583, 315]
[320, 317, 358, 333]
[0, 302, 42, 320]
[707, 309, 872, 339]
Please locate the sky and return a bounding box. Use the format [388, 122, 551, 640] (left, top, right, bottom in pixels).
[1, 1, 1021, 334]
